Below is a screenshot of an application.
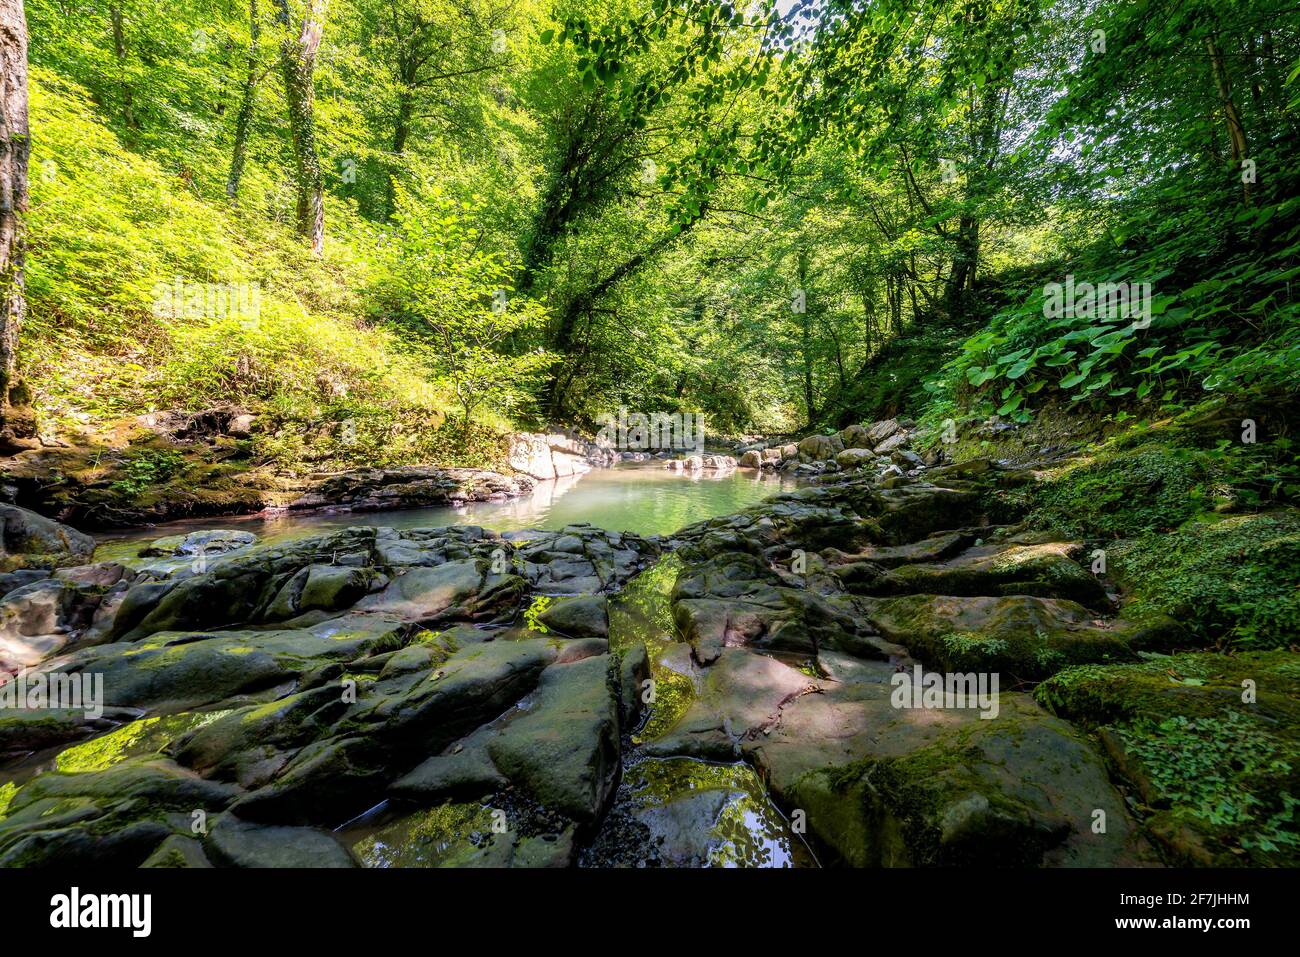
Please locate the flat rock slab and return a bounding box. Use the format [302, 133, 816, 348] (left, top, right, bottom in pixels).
[487, 654, 621, 823]
[850, 540, 1107, 607]
[637, 636, 1151, 868]
[207, 814, 358, 868]
[644, 648, 818, 761]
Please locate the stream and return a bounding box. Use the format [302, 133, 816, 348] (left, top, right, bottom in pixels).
[8, 462, 817, 868]
[93, 462, 800, 562]
[591, 555, 817, 867]
[333, 555, 817, 868]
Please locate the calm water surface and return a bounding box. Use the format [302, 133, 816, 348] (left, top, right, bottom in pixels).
[96, 462, 799, 560]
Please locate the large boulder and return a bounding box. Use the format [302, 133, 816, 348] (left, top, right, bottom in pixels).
[866, 419, 902, 445]
[845, 539, 1109, 607]
[861, 593, 1184, 679]
[873, 431, 912, 456]
[0, 505, 95, 571]
[536, 595, 609, 640]
[139, 529, 258, 559]
[486, 655, 621, 822]
[508, 432, 614, 481]
[797, 434, 842, 461]
[835, 448, 876, 470]
[839, 424, 873, 449]
[644, 644, 1155, 868]
[356, 560, 524, 625]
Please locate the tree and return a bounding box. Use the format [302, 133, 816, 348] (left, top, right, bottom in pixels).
[274, 0, 328, 254]
[348, 0, 511, 220]
[381, 184, 553, 432]
[227, 0, 265, 200]
[0, 0, 35, 451]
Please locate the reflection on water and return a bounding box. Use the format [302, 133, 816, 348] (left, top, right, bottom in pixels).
[608, 554, 696, 740]
[349, 802, 500, 868]
[95, 463, 799, 563]
[618, 758, 816, 868]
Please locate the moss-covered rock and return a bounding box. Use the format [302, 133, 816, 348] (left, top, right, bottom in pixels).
[684, 649, 1158, 867]
[486, 654, 621, 823]
[0, 758, 239, 867]
[863, 593, 1184, 679]
[206, 813, 358, 868]
[1035, 651, 1300, 866]
[1109, 510, 1300, 649]
[535, 594, 609, 640]
[785, 701, 1148, 867]
[1022, 407, 1298, 541]
[848, 540, 1108, 607]
[0, 504, 96, 571]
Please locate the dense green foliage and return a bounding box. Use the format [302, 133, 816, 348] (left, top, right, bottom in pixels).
[1036, 652, 1300, 865]
[21, 0, 1298, 459]
[1111, 511, 1300, 648]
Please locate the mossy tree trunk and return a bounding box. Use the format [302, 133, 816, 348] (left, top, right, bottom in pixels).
[0, 0, 36, 452]
[274, 0, 328, 255]
[227, 0, 262, 201]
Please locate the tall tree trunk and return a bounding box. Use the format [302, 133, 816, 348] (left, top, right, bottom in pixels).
[948, 215, 980, 296]
[1206, 34, 1251, 203]
[797, 252, 815, 423]
[384, 85, 413, 220]
[0, 0, 35, 451]
[227, 0, 261, 201]
[275, 0, 328, 255]
[109, 4, 135, 131]
[945, 84, 1002, 312]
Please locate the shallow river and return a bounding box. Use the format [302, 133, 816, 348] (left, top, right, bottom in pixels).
[96, 462, 800, 561]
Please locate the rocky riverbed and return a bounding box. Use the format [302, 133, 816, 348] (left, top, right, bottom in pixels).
[1, 432, 1296, 868]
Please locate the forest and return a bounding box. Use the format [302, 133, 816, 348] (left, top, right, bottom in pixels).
[1, 0, 1293, 461]
[0, 0, 1298, 882]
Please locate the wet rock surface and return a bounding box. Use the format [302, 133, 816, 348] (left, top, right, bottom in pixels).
[0, 521, 660, 867]
[0, 419, 1288, 868]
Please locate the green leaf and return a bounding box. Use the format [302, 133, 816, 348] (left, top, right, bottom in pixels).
[1005, 358, 1033, 380]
